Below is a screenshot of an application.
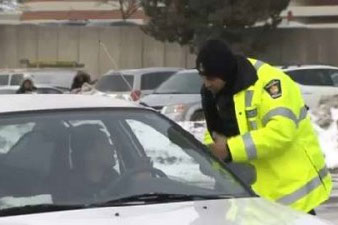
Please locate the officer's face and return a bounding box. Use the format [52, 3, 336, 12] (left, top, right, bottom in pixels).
[202, 76, 226, 94]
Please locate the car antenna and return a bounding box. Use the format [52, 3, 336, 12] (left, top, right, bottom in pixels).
[99, 40, 133, 91]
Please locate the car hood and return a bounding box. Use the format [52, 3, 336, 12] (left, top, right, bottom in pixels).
[0, 198, 330, 225]
[141, 94, 201, 107]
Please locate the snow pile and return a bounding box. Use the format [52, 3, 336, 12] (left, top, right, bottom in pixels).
[178, 110, 338, 169]
[311, 99, 338, 169]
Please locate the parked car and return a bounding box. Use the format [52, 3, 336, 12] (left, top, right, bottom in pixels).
[94, 67, 182, 101]
[0, 85, 64, 94]
[0, 95, 330, 224]
[281, 65, 338, 109]
[0, 70, 24, 86]
[141, 65, 338, 122]
[140, 69, 203, 121]
[0, 68, 83, 91]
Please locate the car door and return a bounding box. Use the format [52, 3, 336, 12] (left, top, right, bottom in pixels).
[284, 69, 338, 109]
[140, 71, 176, 96]
[9, 74, 24, 86]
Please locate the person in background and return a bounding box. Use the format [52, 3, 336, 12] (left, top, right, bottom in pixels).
[16, 75, 37, 94]
[71, 71, 91, 94]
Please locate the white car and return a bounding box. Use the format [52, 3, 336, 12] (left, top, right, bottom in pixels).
[0, 95, 331, 225]
[282, 65, 338, 109]
[94, 67, 181, 101]
[0, 85, 64, 94]
[0, 68, 82, 91]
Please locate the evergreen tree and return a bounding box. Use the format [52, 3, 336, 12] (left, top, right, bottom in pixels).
[141, 0, 290, 53]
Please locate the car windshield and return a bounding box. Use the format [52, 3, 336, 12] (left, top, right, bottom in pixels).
[0, 109, 250, 212]
[154, 71, 202, 94]
[95, 74, 134, 92]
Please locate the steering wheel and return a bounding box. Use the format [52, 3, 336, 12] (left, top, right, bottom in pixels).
[98, 167, 167, 198]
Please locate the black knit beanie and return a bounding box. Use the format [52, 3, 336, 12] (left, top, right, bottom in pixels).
[196, 39, 238, 81]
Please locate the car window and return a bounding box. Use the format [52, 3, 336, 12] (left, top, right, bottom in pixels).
[328, 70, 338, 87]
[0, 109, 249, 210]
[126, 119, 215, 189]
[10, 74, 23, 86]
[140, 72, 174, 90]
[95, 74, 134, 92]
[155, 71, 202, 94]
[0, 75, 9, 86]
[0, 123, 35, 154]
[285, 69, 334, 86]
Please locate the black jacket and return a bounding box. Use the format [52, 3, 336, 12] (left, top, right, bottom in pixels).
[201, 56, 259, 185]
[201, 56, 258, 139]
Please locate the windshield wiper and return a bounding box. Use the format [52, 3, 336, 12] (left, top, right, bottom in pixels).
[0, 204, 85, 217]
[92, 193, 234, 207]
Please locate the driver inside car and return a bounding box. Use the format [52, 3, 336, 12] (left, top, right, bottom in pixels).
[68, 124, 119, 203]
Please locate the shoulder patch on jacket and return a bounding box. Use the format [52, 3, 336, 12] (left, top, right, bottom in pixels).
[264, 79, 282, 99]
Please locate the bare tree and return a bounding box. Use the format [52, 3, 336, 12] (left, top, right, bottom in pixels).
[99, 0, 141, 20]
[118, 0, 141, 20]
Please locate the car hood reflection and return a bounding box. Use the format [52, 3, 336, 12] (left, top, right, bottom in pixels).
[0, 198, 331, 225]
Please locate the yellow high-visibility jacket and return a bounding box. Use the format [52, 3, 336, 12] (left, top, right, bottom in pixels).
[204, 59, 332, 212]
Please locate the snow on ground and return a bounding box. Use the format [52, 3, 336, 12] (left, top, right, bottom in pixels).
[312, 109, 338, 169]
[178, 111, 338, 169]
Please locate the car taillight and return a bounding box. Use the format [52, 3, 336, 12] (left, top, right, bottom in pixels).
[130, 90, 141, 101]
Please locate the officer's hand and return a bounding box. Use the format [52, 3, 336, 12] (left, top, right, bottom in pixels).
[210, 132, 228, 161]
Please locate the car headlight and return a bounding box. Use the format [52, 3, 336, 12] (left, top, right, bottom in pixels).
[161, 104, 187, 115]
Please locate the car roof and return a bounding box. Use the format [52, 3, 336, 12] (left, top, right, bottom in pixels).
[104, 67, 182, 76]
[280, 64, 338, 71]
[174, 69, 199, 74]
[0, 95, 139, 114]
[0, 85, 62, 90]
[0, 68, 80, 74]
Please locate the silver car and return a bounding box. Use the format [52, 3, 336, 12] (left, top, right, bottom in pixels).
[142, 65, 338, 122]
[94, 67, 182, 101]
[140, 69, 203, 121]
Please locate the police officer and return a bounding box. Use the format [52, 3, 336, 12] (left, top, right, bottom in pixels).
[196, 39, 332, 214]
